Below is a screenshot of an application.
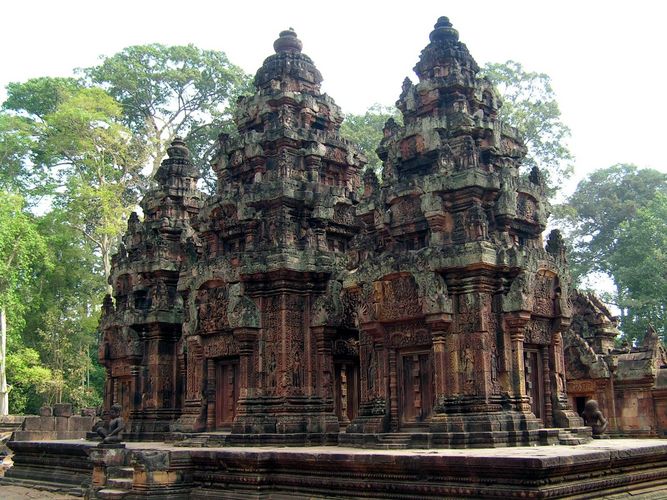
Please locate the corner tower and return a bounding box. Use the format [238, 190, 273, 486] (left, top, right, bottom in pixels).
[99, 138, 203, 439]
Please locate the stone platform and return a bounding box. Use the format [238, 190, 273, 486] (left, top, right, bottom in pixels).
[2, 439, 667, 498]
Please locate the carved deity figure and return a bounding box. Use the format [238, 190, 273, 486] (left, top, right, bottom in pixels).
[582, 399, 608, 436]
[96, 403, 125, 444]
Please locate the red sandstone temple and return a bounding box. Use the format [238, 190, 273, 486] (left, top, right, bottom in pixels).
[98, 17, 662, 447]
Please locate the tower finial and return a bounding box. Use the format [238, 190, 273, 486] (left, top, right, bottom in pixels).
[430, 16, 459, 43]
[273, 28, 303, 54]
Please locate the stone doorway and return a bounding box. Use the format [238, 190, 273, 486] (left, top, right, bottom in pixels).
[524, 347, 545, 422]
[215, 358, 239, 429]
[334, 360, 360, 427]
[398, 351, 433, 427]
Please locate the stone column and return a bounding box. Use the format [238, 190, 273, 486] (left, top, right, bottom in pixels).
[130, 366, 141, 412]
[388, 347, 399, 431]
[206, 359, 216, 431]
[541, 346, 553, 426]
[338, 364, 350, 427]
[312, 326, 335, 401]
[505, 313, 531, 412]
[426, 315, 452, 399]
[235, 327, 258, 400]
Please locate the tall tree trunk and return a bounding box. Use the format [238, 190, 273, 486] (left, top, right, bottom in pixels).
[0, 306, 9, 415]
[102, 235, 112, 295]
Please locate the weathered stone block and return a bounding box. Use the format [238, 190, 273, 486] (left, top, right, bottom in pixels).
[53, 403, 73, 417]
[55, 416, 69, 432]
[39, 406, 53, 417]
[69, 415, 95, 432]
[23, 416, 55, 431]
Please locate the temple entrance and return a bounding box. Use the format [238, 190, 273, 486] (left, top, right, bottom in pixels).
[398, 351, 433, 427]
[215, 358, 239, 429]
[524, 347, 545, 422]
[333, 360, 360, 427]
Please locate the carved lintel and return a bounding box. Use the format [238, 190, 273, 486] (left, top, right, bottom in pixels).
[359, 321, 384, 343]
[424, 313, 452, 332]
[505, 312, 531, 342]
[234, 327, 259, 353]
[311, 326, 337, 351]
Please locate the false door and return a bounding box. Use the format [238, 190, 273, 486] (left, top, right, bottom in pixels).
[215, 358, 239, 429]
[524, 347, 545, 423]
[399, 351, 433, 427]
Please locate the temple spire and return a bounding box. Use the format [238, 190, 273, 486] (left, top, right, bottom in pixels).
[429, 16, 459, 43]
[273, 28, 303, 53]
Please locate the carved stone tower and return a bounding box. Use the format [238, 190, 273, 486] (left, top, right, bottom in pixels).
[341, 17, 582, 446]
[100, 137, 203, 439]
[175, 29, 365, 442]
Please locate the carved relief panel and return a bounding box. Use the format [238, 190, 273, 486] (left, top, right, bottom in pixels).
[185, 338, 204, 401]
[196, 285, 229, 334]
[374, 275, 422, 321]
[532, 272, 556, 317]
[390, 196, 422, 226]
[261, 295, 280, 395]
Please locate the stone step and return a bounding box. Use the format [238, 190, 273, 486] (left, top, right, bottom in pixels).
[377, 434, 413, 442]
[378, 443, 409, 449]
[174, 436, 209, 447]
[107, 477, 133, 490]
[558, 430, 587, 446]
[109, 466, 134, 479]
[97, 488, 129, 499]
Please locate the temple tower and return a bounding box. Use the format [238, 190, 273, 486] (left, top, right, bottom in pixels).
[342, 17, 582, 446]
[99, 138, 203, 439]
[175, 29, 364, 442]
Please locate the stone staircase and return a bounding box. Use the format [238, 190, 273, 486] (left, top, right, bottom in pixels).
[376, 433, 415, 449]
[95, 466, 133, 499]
[173, 432, 229, 447]
[557, 427, 592, 445]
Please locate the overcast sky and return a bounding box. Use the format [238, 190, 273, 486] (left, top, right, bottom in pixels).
[2, 0, 665, 195]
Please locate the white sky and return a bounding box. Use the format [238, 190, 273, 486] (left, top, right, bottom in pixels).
[2, 0, 666, 195]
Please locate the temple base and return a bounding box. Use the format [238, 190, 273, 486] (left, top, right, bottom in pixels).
[4, 438, 667, 498]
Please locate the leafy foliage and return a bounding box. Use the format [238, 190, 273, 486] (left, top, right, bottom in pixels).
[340, 104, 399, 172]
[4, 81, 148, 281]
[609, 194, 667, 343]
[84, 44, 251, 176]
[5, 347, 52, 414]
[0, 192, 50, 324]
[480, 61, 573, 195]
[559, 164, 667, 343]
[560, 164, 667, 280]
[0, 43, 251, 413]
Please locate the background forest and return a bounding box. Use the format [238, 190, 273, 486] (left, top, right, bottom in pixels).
[0, 44, 665, 414]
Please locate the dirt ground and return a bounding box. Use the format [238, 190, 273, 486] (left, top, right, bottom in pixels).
[0, 484, 78, 499]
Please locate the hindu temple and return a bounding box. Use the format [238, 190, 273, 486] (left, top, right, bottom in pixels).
[3, 16, 667, 500]
[97, 17, 588, 447]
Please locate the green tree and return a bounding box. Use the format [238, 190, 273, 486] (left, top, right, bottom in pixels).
[21, 212, 106, 407]
[560, 164, 667, 343]
[3, 77, 81, 119]
[4, 83, 149, 283]
[609, 194, 667, 343]
[0, 114, 38, 195]
[480, 60, 573, 195]
[340, 104, 399, 171]
[0, 192, 50, 414]
[1, 78, 82, 199]
[84, 44, 251, 177]
[560, 164, 667, 280]
[5, 347, 52, 414]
